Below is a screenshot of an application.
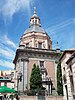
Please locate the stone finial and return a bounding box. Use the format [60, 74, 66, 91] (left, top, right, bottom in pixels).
[34, 6, 37, 14]
[56, 41, 60, 52]
[56, 42, 59, 49]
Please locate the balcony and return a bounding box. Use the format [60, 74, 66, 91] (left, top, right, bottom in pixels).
[42, 76, 51, 84]
[40, 67, 47, 72]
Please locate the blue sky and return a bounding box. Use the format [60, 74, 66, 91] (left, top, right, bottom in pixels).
[0, 0, 75, 70]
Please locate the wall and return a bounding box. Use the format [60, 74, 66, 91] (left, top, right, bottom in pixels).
[46, 96, 63, 100]
[20, 96, 37, 100]
[61, 52, 73, 100]
[19, 96, 63, 100]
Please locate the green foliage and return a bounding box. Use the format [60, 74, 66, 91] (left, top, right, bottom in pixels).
[30, 64, 42, 92]
[57, 61, 63, 95]
[58, 52, 62, 57]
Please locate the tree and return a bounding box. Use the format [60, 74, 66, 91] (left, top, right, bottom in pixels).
[57, 61, 63, 95]
[30, 64, 42, 91]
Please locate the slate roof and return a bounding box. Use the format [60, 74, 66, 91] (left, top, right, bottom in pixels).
[24, 24, 46, 34]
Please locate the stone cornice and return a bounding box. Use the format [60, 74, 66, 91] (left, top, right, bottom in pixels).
[13, 47, 61, 64]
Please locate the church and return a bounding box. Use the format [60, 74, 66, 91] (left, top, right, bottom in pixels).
[13, 7, 61, 95]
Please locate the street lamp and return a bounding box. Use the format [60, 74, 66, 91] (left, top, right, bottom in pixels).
[18, 72, 22, 82]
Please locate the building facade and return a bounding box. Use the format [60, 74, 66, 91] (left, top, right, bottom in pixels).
[0, 70, 15, 89]
[60, 49, 75, 100]
[13, 7, 61, 95]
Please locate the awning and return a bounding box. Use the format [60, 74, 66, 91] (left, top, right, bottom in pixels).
[0, 86, 16, 93]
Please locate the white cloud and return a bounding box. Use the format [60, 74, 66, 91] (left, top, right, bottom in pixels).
[4, 35, 17, 49]
[0, 44, 15, 59]
[0, 0, 33, 21]
[0, 34, 17, 49]
[0, 34, 16, 68]
[46, 18, 75, 32]
[0, 59, 14, 69]
[45, 18, 75, 50]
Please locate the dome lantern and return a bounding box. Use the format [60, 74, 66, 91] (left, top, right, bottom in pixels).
[30, 7, 41, 26]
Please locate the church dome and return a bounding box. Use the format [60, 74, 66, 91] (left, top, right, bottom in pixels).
[20, 7, 52, 50]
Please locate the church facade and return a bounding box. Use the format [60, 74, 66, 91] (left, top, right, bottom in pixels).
[13, 8, 61, 95]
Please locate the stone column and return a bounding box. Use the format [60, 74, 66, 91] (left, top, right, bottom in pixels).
[18, 58, 29, 93]
[15, 61, 18, 91]
[32, 35, 35, 47]
[45, 40, 48, 49]
[18, 58, 23, 92]
[23, 60, 29, 91]
[21, 58, 29, 92]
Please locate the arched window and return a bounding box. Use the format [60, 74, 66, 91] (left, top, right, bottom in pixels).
[35, 19, 37, 24]
[38, 42, 42, 48]
[26, 43, 29, 47]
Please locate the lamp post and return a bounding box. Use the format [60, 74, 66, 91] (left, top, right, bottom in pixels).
[18, 72, 24, 94]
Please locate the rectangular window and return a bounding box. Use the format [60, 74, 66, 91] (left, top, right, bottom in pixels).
[70, 76, 74, 92]
[38, 42, 42, 48]
[70, 65, 72, 72]
[40, 61, 44, 68]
